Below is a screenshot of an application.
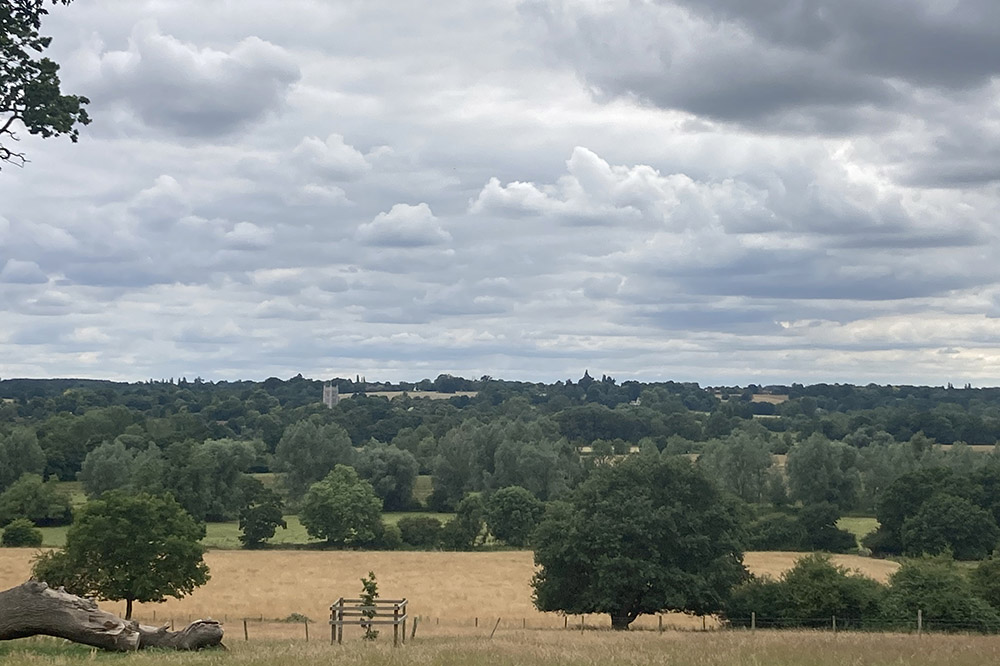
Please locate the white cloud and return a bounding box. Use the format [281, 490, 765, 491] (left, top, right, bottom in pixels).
[356, 203, 451, 247]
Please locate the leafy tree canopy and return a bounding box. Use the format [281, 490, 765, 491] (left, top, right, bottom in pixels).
[31, 490, 208, 619]
[1, 0, 91, 169]
[299, 465, 382, 546]
[532, 456, 747, 629]
[485, 485, 545, 547]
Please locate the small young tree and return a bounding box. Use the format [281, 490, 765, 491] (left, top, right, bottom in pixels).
[359, 571, 379, 640]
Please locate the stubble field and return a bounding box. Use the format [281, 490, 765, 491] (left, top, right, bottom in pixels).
[4, 549, 970, 666]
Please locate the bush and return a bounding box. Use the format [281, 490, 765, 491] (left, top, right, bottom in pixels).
[1, 517, 42, 547]
[884, 556, 1000, 632]
[372, 522, 403, 551]
[746, 513, 806, 551]
[397, 516, 443, 548]
[0, 474, 73, 527]
[799, 502, 858, 553]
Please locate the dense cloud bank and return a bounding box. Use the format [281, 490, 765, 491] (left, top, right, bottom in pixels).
[2, 0, 1000, 384]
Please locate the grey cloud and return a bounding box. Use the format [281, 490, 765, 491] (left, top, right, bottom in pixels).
[90, 21, 300, 136]
[0, 260, 48, 285]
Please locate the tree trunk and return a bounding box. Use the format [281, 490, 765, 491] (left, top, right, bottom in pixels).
[610, 610, 636, 630]
[0, 581, 224, 652]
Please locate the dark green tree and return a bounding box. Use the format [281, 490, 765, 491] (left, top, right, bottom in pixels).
[31, 491, 209, 619]
[275, 420, 355, 498]
[786, 434, 860, 510]
[0, 473, 72, 526]
[1, 517, 43, 547]
[78, 440, 134, 498]
[697, 433, 773, 503]
[0, 427, 45, 492]
[900, 493, 999, 560]
[532, 456, 747, 630]
[970, 553, 1000, 613]
[299, 465, 383, 546]
[397, 516, 442, 548]
[0, 0, 90, 169]
[439, 493, 486, 550]
[883, 556, 1000, 632]
[238, 482, 286, 549]
[354, 442, 419, 511]
[485, 485, 545, 547]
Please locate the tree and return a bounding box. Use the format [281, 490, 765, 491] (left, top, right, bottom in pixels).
[31, 491, 209, 620]
[397, 516, 442, 548]
[1, 517, 43, 546]
[238, 482, 286, 549]
[299, 465, 383, 546]
[354, 442, 419, 511]
[78, 440, 134, 498]
[439, 493, 486, 550]
[0, 0, 90, 169]
[0, 473, 72, 526]
[532, 456, 747, 629]
[274, 420, 355, 498]
[359, 571, 379, 640]
[883, 556, 1000, 632]
[900, 493, 999, 560]
[786, 434, 861, 510]
[485, 486, 545, 547]
[0, 427, 45, 492]
[697, 433, 773, 503]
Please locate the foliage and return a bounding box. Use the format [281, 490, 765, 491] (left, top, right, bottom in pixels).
[745, 512, 806, 551]
[900, 493, 999, 560]
[275, 420, 355, 498]
[397, 515, 443, 548]
[31, 490, 209, 619]
[970, 553, 1000, 613]
[78, 439, 134, 497]
[1, 516, 43, 546]
[726, 554, 886, 628]
[0, 0, 90, 169]
[299, 465, 383, 546]
[532, 456, 747, 629]
[354, 442, 419, 511]
[238, 481, 287, 549]
[359, 571, 379, 640]
[786, 434, 861, 510]
[439, 494, 485, 550]
[485, 485, 545, 547]
[883, 556, 1000, 632]
[697, 432, 773, 503]
[798, 502, 858, 553]
[0, 427, 45, 492]
[0, 473, 72, 526]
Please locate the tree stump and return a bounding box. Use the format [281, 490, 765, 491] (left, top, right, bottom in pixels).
[0, 581, 224, 652]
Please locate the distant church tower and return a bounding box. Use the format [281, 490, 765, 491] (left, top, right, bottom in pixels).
[322, 382, 340, 408]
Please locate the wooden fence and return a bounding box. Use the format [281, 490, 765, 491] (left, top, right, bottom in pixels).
[330, 597, 409, 646]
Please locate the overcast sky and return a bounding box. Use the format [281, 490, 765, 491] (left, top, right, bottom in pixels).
[3, 0, 1000, 386]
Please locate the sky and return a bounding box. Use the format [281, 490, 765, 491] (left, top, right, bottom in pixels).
[3, 0, 1000, 387]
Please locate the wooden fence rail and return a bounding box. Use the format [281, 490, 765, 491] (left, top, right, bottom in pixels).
[330, 597, 409, 646]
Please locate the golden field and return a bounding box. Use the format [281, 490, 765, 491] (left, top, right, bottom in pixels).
[0, 549, 897, 634]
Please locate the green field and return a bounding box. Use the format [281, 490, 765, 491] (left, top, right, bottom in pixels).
[837, 516, 879, 544]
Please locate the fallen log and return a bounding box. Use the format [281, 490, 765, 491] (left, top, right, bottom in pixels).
[0, 581, 223, 652]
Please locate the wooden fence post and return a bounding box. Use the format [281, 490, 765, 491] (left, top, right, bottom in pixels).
[489, 618, 501, 639]
[832, 616, 837, 634]
[304, 620, 309, 642]
[243, 619, 248, 642]
[658, 615, 663, 633]
[411, 616, 418, 640]
[564, 616, 568, 630]
[751, 612, 756, 632]
[917, 609, 922, 636]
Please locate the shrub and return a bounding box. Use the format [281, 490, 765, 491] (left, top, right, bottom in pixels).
[397, 516, 443, 548]
[746, 513, 805, 551]
[884, 556, 1000, 632]
[1, 517, 43, 547]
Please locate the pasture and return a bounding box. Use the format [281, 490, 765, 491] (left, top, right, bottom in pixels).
[0, 549, 896, 631]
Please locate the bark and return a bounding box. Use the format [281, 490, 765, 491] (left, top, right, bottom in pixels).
[0, 581, 224, 652]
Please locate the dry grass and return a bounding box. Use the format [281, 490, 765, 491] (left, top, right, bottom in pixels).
[0, 549, 898, 633]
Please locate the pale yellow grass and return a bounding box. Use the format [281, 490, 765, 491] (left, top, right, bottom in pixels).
[0, 549, 898, 636]
[743, 551, 899, 583]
